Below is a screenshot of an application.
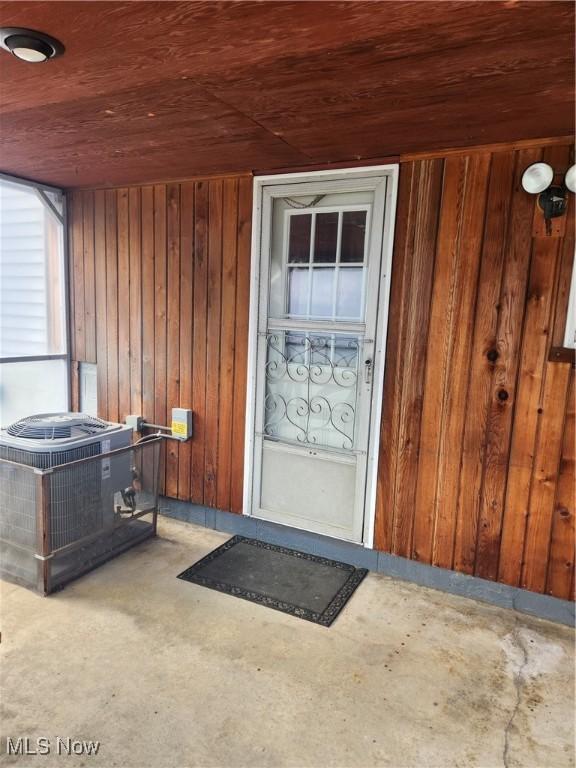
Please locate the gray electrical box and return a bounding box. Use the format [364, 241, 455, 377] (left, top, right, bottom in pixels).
[171, 408, 193, 441]
[126, 414, 144, 432]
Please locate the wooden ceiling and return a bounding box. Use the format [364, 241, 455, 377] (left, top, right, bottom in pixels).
[0, 1, 573, 189]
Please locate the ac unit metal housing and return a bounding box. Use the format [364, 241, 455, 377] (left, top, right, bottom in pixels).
[0, 413, 133, 552]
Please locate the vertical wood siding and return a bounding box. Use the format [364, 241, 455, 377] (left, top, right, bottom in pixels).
[69, 143, 574, 599]
[69, 175, 251, 513]
[375, 142, 574, 600]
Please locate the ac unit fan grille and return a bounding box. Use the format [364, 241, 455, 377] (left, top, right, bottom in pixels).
[6, 413, 110, 441]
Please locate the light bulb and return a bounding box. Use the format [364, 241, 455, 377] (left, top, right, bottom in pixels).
[521, 163, 554, 194]
[11, 46, 48, 62]
[565, 165, 576, 194]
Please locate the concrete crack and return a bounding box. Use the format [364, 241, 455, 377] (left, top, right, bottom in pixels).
[502, 619, 529, 768]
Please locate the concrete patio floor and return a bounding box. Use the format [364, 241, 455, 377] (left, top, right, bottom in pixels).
[0, 516, 574, 768]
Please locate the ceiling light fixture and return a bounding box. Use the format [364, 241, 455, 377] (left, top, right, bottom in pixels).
[0, 27, 64, 63]
[521, 161, 575, 234]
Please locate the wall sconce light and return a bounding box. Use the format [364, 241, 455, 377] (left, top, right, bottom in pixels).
[521, 162, 575, 234]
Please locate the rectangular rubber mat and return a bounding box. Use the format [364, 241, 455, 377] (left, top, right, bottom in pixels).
[177, 535, 368, 626]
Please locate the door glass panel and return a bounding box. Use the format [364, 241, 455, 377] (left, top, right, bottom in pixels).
[270, 197, 372, 321]
[264, 331, 359, 450]
[336, 267, 363, 319]
[313, 212, 338, 263]
[340, 210, 367, 263]
[288, 268, 309, 315]
[310, 267, 335, 317]
[288, 214, 311, 263]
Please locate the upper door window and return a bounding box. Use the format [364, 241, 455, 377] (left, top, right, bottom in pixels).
[269, 201, 371, 322]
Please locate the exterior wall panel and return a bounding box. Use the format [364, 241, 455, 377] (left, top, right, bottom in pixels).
[69, 176, 252, 510]
[68, 141, 574, 599]
[374, 140, 574, 600]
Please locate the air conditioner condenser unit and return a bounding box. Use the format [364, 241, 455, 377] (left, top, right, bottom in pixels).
[0, 413, 139, 590]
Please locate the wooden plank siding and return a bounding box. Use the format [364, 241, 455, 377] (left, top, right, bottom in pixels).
[68, 140, 574, 599]
[68, 175, 252, 509]
[375, 140, 575, 599]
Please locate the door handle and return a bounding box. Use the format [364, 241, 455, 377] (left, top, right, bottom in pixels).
[364, 358, 373, 384]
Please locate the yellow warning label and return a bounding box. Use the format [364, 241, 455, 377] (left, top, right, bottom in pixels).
[171, 421, 187, 437]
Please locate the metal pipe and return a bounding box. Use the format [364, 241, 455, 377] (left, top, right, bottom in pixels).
[141, 422, 171, 432]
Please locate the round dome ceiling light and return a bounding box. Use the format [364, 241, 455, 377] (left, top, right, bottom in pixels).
[0, 27, 64, 63]
[521, 162, 554, 195]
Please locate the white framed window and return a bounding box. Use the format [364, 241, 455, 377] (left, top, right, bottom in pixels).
[564, 250, 576, 349]
[278, 205, 371, 322]
[0, 174, 69, 426]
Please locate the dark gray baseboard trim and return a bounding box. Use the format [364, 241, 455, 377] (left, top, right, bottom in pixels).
[160, 497, 575, 627]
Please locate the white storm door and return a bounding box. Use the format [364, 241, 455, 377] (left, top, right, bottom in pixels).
[249, 171, 393, 544]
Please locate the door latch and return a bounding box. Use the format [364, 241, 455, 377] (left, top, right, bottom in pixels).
[364, 358, 373, 384]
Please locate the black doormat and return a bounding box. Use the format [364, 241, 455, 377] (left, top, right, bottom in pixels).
[177, 535, 368, 626]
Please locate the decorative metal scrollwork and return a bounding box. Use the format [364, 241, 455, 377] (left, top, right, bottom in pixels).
[264, 332, 359, 450]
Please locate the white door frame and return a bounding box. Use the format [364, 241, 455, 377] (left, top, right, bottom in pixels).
[243, 164, 399, 548]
